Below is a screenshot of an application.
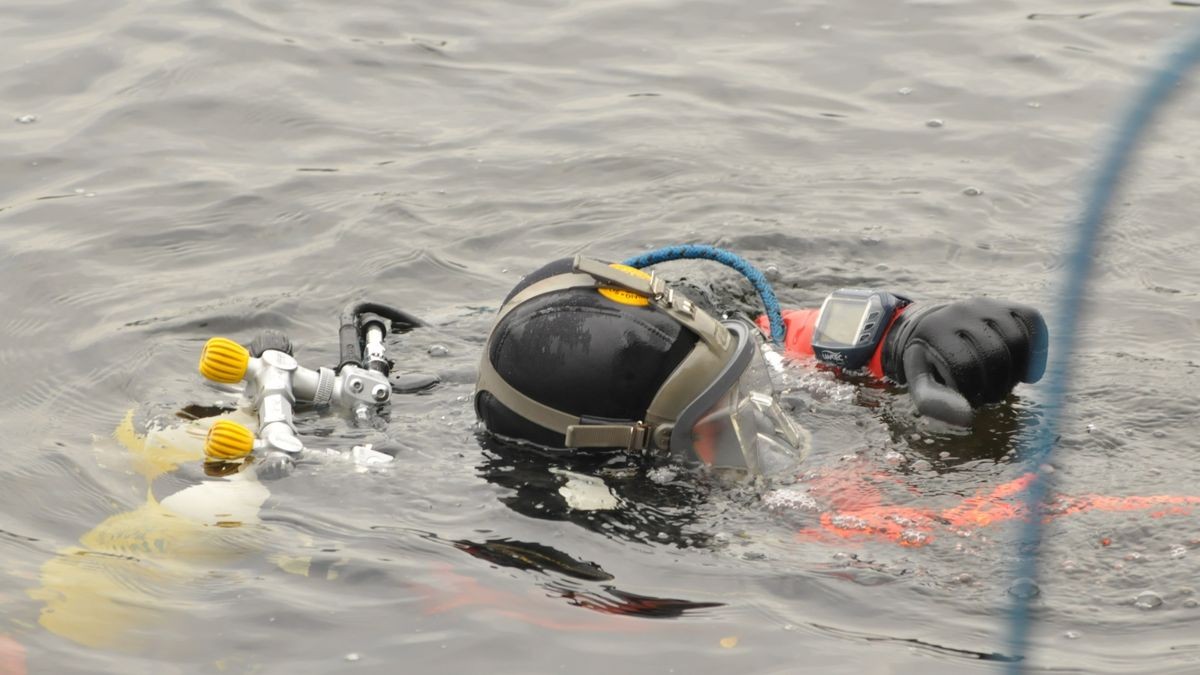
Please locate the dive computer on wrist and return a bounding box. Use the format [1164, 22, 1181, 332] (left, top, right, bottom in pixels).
[811, 289, 910, 370]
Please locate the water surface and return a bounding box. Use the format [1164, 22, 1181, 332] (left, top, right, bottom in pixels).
[2, 0, 1200, 672]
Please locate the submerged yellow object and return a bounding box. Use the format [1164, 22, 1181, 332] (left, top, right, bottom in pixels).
[205, 420, 255, 461]
[198, 337, 249, 384]
[31, 408, 271, 651]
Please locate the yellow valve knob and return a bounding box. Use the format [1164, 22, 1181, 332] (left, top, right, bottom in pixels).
[205, 419, 255, 461]
[199, 337, 250, 384]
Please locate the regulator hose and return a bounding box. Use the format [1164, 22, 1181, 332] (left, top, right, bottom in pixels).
[622, 245, 785, 345]
[338, 302, 425, 371]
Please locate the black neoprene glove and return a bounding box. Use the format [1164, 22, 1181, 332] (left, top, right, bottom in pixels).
[880, 298, 1048, 425]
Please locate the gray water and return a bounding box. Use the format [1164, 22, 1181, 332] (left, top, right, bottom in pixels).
[3, 0, 1200, 672]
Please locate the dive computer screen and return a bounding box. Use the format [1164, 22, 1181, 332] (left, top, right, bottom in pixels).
[811, 289, 909, 370]
[814, 297, 866, 346]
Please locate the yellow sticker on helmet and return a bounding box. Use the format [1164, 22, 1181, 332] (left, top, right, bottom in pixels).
[597, 264, 652, 307]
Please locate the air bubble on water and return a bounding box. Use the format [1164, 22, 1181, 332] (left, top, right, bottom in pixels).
[938, 450, 950, 458]
[911, 459, 933, 472]
[1064, 630, 1081, 639]
[14, 114, 37, 124]
[764, 265, 781, 282]
[1184, 599, 1199, 609]
[1008, 577, 1040, 599]
[1086, 423, 1096, 433]
[345, 653, 361, 662]
[428, 344, 449, 357]
[830, 514, 869, 530]
[899, 530, 928, 545]
[763, 487, 818, 511]
[926, 119, 944, 128]
[647, 467, 677, 484]
[1172, 546, 1188, 559]
[1134, 591, 1163, 610]
[884, 451, 905, 465]
[1027, 101, 1041, 109]
[962, 187, 983, 196]
[898, 87, 913, 95]
[783, 624, 797, 631]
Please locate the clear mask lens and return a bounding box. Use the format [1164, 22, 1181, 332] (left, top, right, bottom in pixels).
[687, 339, 804, 473]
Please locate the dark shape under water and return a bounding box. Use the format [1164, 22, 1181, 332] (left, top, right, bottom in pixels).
[548, 581, 725, 619]
[454, 538, 614, 582]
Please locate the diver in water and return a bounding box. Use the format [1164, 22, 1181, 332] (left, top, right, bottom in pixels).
[474, 255, 1049, 474]
[469, 256, 1190, 549]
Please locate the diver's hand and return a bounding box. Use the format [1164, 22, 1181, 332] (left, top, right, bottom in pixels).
[881, 298, 1048, 425]
[257, 451, 296, 480]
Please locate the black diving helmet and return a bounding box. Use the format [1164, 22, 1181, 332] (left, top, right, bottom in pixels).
[474, 256, 805, 474]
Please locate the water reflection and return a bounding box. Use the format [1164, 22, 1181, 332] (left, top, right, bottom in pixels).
[452, 538, 724, 618]
[475, 436, 710, 549]
[468, 436, 725, 618]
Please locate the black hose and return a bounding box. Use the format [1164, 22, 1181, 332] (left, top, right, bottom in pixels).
[337, 302, 425, 371]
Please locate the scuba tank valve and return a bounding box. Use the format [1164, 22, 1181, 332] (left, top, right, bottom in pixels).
[196, 303, 425, 477]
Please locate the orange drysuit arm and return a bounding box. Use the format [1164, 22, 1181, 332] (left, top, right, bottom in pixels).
[756, 307, 908, 380]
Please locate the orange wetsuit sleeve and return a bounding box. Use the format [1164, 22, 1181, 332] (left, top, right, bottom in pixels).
[756, 309, 818, 358]
[757, 307, 910, 380]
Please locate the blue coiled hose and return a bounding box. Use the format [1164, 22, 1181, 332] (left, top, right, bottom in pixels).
[623, 245, 786, 345]
[1005, 23, 1200, 673]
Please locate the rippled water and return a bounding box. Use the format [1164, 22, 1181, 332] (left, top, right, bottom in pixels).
[3, 0, 1200, 672]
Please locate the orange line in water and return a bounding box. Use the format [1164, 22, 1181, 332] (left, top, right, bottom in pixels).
[799, 472, 1200, 547]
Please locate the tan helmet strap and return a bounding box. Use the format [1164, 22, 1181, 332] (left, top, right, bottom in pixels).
[476, 352, 656, 450]
[572, 256, 731, 353]
[490, 272, 599, 326]
[644, 342, 728, 428]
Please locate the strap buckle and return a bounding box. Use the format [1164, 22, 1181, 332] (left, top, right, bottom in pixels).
[627, 422, 651, 450]
[565, 421, 653, 451]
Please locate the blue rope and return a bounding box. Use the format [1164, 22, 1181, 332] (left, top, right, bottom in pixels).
[1005, 23, 1200, 672]
[622, 245, 786, 344]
